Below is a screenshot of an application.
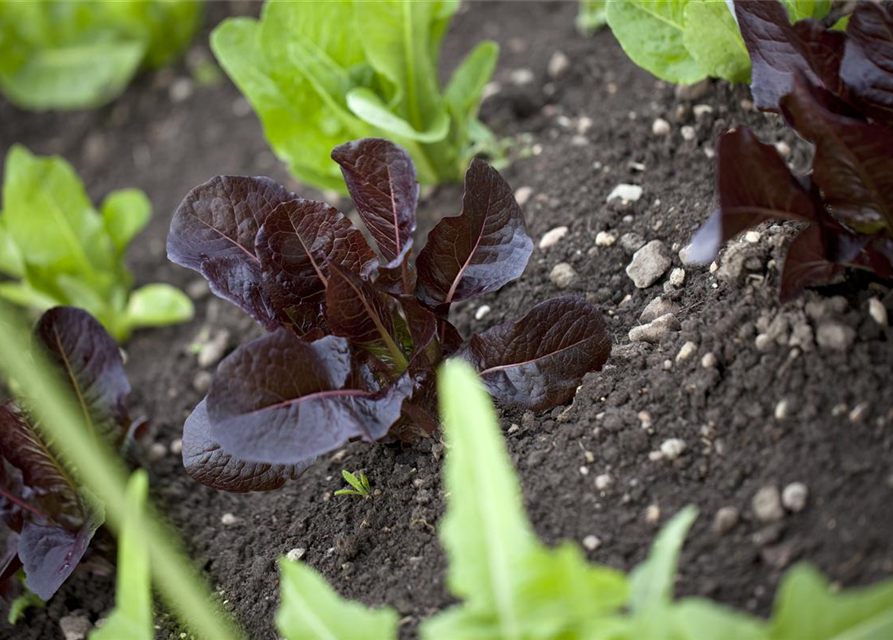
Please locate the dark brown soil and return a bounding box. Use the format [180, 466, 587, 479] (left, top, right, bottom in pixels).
[2, 2, 892, 639]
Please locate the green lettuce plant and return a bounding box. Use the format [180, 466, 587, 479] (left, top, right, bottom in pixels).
[0, 0, 202, 111]
[275, 360, 893, 640]
[604, 0, 837, 85]
[211, 0, 500, 191]
[0, 145, 193, 342]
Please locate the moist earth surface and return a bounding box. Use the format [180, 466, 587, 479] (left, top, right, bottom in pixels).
[1, 2, 892, 639]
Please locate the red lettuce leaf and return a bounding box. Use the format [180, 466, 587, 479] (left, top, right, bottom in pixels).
[416, 159, 533, 307]
[688, 127, 822, 264]
[255, 198, 377, 333]
[779, 226, 843, 301]
[19, 505, 103, 601]
[781, 74, 893, 232]
[207, 332, 411, 465]
[456, 297, 611, 411]
[34, 307, 132, 449]
[735, 0, 846, 111]
[324, 264, 406, 367]
[840, 1, 893, 124]
[168, 176, 295, 330]
[182, 399, 314, 492]
[0, 402, 82, 531]
[331, 139, 418, 265]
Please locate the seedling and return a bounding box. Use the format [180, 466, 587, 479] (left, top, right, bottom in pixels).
[334, 470, 372, 499]
[211, 0, 501, 191]
[275, 362, 893, 640]
[0, 145, 193, 341]
[0, 0, 203, 110]
[169, 138, 612, 493]
[688, 0, 893, 299]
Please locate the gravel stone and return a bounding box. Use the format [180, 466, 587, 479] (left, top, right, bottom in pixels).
[626, 240, 672, 288]
[675, 79, 711, 101]
[60, 615, 92, 640]
[198, 330, 231, 368]
[869, 297, 888, 327]
[595, 474, 613, 491]
[700, 352, 718, 369]
[620, 232, 646, 253]
[849, 402, 870, 423]
[752, 486, 785, 523]
[660, 438, 686, 460]
[782, 482, 808, 512]
[221, 512, 240, 526]
[668, 267, 686, 287]
[509, 68, 535, 85]
[583, 535, 602, 551]
[539, 225, 569, 249]
[639, 296, 678, 323]
[286, 548, 307, 562]
[547, 51, 570, 78]
[595, 231, 617, 247]
[549, 262, 578, 289]
[170, 438, 183, 456]
[474, 305, 491, 320]
[676, 341, 698, 362]
[652, 118, 671, 136]
[514, 186, 533, 206]
[607, 183, 643, 203]
[680, 125, 696, 141]
[147, 442, 168, 462]
[713, 506, 740, 535]
[193, 370, 213, 394]
[745, 231, 761, 243]
[629, 313, 680, 343]
[816, 322, 856, 350]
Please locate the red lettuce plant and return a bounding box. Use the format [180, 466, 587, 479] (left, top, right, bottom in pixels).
[689, 0, 893, 300]
[168, 138, 611, 492]
[0, 306, 134, 601]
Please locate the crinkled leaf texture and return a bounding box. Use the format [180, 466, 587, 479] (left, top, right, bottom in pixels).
[416, 158, 533, 308]
[332, 138, 419, 265]
[208, 332, 411, 466]
[457, 298, 611, 412]
[182, 399, 313, 493]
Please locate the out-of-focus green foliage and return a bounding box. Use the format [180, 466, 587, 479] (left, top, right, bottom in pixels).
[0, 145, 193, 341]
[0, 0, 202, 110]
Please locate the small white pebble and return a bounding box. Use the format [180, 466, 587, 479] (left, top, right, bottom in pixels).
[869, 297, 888, 327]
[583, 534, 601, 551]
[745, 231, 761, 243]
[514, 186, 533, 206]
[782, 482, 808, 512]
[169, 438, 183, 455]
[147, 442, 167, 462]
[549, 262, 577, 289]
[577, 116, 593, 134]
[849, 402, 870, 423]
[652, 118, 671, 136]
[775, 141, 792, 157]
[648, 450, 665, 462]
[595, 474, 613, 490]
[509, 68, 534, 85]
[579, 466, 589, 476]
[637, 410, 653, 428]
[595, 231, 617, 247]
[660, 438, 686, 460]
[221, 513, 240, 526]
[539, 225, 569, 249]
[713, 506, 740, 535]
[169, 77, 194, 103]
[701, 352, 718, 369]
[547, 51, 570, 78]
[669, 267, 686, 287]
[286, 548, 307, 562]
[752, 486, 784, 523]
[709, 261, 719, 273]
[774, 399, 789, 421]
[676, 341, 698, 362]
[474, 305, 491, 320]
[755, 333, 773, 351]
[607, 184, 643, 203]
[645, 503, 661, 524]
[681, 125, 696, 141]
[693, 104, 713, 118]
